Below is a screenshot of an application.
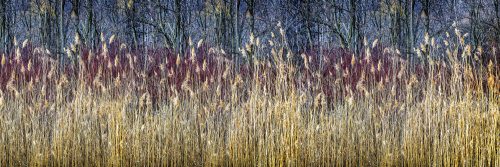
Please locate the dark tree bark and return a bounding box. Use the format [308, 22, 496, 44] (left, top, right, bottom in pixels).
[59, 0, 65, 64]
[0, 0, 11, 52]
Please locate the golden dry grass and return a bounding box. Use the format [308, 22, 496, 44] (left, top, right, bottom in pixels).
[0, 31, 498, 166]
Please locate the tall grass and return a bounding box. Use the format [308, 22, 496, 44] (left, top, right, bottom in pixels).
[0, 29, 498, 166]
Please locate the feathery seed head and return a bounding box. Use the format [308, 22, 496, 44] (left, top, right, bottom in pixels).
[351, 54, 356, 66]
[176, 54, 181, 66]
[464, 45, 471, 57]
[20, 64, 26, 74]
[22, 39, 29, 48]
[107, 59, 113, 69]
[15, 48, 21, 62]
[114, 56, 119, 67]
[188, 36, 193, 47]
[279, 28, 285, 38]
[27, 59, 32, 72]
[476, 46, 483, 56]
[487, 75, 495, 90]
[222, 65, 230, 79]
[197, 38, 204, 49]
[1, 54, 5, 66]
[190, 47, 196, 63]
[120, 43, 127, 51]
[13, 36, 17, 47]
[100, 32, 105, 42]
[245, 43, 252, 52]
[71, 43, 77, 53]
[372, 39, 379, 48]
[454, 28, 461, 38]
[66, 48, 73, 58]
[286, 51, 293, 60]
[420, 43, 427, 52]
[424, 33, 430, 44]
[74, 33, 81, 45]
[202, 59, 207, 71]
[488, 60, 494, 73]
[301, 53, 309, 70]
[109, 34, 116, 44]
[195, 64, 201, 74]
[377, 60, 382, 72]
[102, 43, 108, 56]
[250, 33, 255, 45]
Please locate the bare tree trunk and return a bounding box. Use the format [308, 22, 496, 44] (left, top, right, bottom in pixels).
[245, 0, 255, 70]
[175, 0, 184, 53]
[231, 0, 240, 54]
[303, 0, 314, 50]
[59, 0, 65, 65]
[85, 0, 97, 48]
[330, 0, 348, 48]
[247, 0, 255, 39]
[349, 0, 359, 53]
[72, 0, 82, 44]
[422, 0, 430, 57]
[495, 0, 500, 48]
[0, 0, 10, 52]
[407, 0, 415, 62]
[470, 1, 482, 49]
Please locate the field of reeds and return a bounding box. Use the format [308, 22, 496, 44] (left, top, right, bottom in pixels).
[0, 30, 498, 166]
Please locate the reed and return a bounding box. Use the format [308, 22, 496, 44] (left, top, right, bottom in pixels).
[0, 30, 498, 166]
